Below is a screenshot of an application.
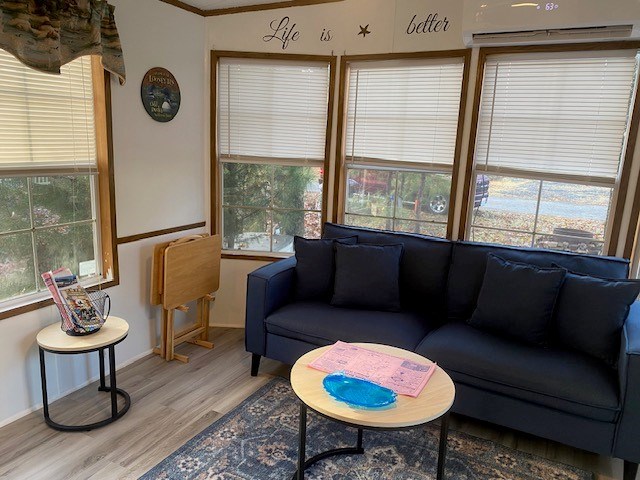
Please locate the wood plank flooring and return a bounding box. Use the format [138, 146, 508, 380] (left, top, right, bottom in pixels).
[0, 328, 634, 480]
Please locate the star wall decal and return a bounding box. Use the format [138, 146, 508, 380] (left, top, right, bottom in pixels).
[358, 24, 371, 38]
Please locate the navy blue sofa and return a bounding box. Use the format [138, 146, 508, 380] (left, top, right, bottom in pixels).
[245, 223, 640, 479]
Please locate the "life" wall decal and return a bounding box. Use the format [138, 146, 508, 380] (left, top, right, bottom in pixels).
[263, 16, 300, 50]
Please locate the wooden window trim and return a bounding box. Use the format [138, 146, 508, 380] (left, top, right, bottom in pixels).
[210, 50, 336, 259]
[0, 58, 119, 321]
[458, 41, 640, 258]
[159, 0, 344, 17]
[333, 50, 472, 240]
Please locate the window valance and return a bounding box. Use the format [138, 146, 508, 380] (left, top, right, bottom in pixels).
[0, 0, 125, 85]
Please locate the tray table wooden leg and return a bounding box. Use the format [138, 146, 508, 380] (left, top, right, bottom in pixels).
[166, 309, 175, 362]
[152, 308, 168, 359]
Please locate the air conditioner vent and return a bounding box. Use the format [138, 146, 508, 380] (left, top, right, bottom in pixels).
[471, 24, 634, 46]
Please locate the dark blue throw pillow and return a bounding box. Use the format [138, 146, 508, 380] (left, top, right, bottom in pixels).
[331, 243, 403, 312]
[468, 254, 566, 346]
[554, 271, 640, 367]
[294, 236, 357, 300]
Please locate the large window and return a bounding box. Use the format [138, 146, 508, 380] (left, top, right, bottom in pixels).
[339, 54, 468, 238]
[215, 55, 333, 254]
[0, 50, 115, 316]
[466, 48, 640, 255]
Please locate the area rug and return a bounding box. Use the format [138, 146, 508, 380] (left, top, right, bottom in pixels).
[140, 378, 593, 480]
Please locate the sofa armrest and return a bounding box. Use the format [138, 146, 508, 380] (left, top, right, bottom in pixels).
[245, 256, 296, 356]
[614, 301, 640, 463]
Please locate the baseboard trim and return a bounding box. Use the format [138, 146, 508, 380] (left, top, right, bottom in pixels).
[0, 348, 154, 429]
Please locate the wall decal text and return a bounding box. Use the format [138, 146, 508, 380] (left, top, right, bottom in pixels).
[320, 28, 333, 42]
[406, 13, 450, 34]
[263, 16, 300, 50]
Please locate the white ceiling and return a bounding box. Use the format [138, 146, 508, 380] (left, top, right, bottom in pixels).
[180, 0, 291, 10]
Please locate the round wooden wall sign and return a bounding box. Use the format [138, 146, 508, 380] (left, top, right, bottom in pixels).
[141, 67, 181, 122]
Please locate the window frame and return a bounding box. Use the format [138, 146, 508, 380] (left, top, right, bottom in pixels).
[210, 50, 336, 260]
[459, 42, 640, 257]
[0, 56, 119, 320]
[333, 50, 472, 239]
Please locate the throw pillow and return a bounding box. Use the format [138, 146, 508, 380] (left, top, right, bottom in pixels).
[331, 243, 403, 312]
[468, 254, 566, 346]
[294, 236, 357, 300]
[553, 269, 640, 367]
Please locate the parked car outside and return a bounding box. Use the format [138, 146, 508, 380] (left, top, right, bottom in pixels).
[422, 174, 490, 215]
[343, 170, 490, 216]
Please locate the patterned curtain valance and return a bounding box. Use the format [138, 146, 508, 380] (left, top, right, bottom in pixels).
[0, 0, 126, 84]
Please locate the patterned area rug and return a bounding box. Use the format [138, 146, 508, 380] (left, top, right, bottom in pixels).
[140, 378, 593, 480]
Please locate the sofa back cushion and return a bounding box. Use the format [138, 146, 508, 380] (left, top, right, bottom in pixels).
[554, 271, 640, 367]
[323, 223, 453, 320]
[468, 254, 567, 346]
[448, 241, 629, 322]
[331, 243, 403, 311]
[294, 236, 357, 301]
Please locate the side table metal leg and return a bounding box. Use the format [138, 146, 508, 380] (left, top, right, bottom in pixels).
[39, 348, 50, 421]
[296, 402, 307, 480]
[98, 348, 106, 390]
[437, 412, 450, 480]
[357, 428, 363, 451]
[108, 345, 117, 418]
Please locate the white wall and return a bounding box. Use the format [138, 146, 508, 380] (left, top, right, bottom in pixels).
[0, 0, 206, 427]
[112, 0, 206, 236]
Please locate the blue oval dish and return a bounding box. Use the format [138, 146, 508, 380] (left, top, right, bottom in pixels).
[323, 372, 397, 408]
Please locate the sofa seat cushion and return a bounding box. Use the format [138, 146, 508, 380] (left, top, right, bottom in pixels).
[265, 301, 433, 351]
[416, 322, 620, 422]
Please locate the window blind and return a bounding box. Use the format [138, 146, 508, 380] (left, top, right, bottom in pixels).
[476, 51, 640, 181]
[218, 58, 330, 162]
[0, 49, 97, 170]
[345, 58, 465, 167]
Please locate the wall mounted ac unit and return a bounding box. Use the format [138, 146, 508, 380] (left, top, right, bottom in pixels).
[462, 0, 640, 46]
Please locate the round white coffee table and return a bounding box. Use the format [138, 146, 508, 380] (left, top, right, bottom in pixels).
[290, 343, 455, 480]
[36, 316, 131, 431]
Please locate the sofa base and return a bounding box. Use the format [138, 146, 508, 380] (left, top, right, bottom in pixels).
[251, 354, 261, 377]
[452, 381, 616, 456]
[265, 333, 328, 366]
[624, 461, 638, 480]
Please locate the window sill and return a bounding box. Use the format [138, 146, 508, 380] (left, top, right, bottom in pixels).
[0, 278, 119, 321]
[221, 251, 292, 262]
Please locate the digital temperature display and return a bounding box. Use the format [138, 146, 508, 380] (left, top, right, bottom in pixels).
[538, 2, 560, 11]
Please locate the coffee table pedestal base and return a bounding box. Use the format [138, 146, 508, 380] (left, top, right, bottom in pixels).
[292, 402, 450, 480]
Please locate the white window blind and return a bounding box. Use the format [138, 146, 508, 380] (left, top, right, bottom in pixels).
[0, 50, 97, 171]
[218, 58, 330, 162]
[476, 51, 640, 182]
[345, 58, 465, 167]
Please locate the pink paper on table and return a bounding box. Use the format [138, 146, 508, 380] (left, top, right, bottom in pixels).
[308, 341, 437, 398]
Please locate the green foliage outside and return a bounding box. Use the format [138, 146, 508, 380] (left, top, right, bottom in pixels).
[222, 164, 319, 251]
[0, 175, 97, 302]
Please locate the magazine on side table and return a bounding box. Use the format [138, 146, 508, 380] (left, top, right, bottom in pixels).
[41, 267, 106, 335]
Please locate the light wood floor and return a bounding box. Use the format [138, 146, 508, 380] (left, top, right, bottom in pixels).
[0, 328, 635, 480]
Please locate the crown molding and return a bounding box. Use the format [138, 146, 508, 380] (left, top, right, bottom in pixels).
[159, 0, 343, 17]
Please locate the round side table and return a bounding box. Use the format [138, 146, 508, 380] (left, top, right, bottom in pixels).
[36, 316, 131, 431]
[290, 343, 455, 480]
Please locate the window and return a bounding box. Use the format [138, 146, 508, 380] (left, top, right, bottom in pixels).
[466, 49, 640, 255]
[215, 55, 333, 254]
[0, 50, 115, 315]
[339, 55, 468, 238]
